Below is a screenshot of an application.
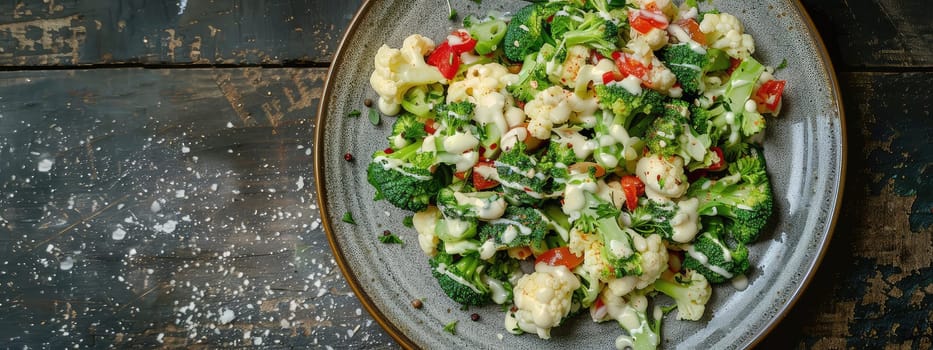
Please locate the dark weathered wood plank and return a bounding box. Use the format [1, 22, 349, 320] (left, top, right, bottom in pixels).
[801, 0, 933, 68]
[0, 68, 393, 348]
[765, 71, 932, 348]
[0, 1, 929, 69]
[0, 0, 363, 66]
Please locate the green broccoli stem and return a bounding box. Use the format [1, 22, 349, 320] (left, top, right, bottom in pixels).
[467, 17, 507, 55]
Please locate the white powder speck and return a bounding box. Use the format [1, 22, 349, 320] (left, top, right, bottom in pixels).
[124, 216, 134, 224]
[497, 333, 504, 340]
[112, 227, 127, 240]
[150, 200, 162, 213]
[59, 256, 74, 271]
[181, 146, 190, 153]
[46, 244, 54, 253]
[218, 308, 235, 324]
[226, 122, 234, 128]
[305, 148, 312, 156]
[253, 337, 263, 345]
[210, 183, 218, 191]
[117, 203, 125, 210]
[156, 220, 178, 233]
[37, 159, 54, 172]
[296, 176, 304, 191]
[156, 333, 164, 343]
[128, 248, 137, 256]
[175, 190, 185, 198]
[181, 215, 191, 222]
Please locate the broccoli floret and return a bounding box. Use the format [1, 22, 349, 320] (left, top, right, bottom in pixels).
[507, 43, 558, 102]
[644, 100, 712, 163]
[687, 148, 772, 243]
[387, 113, 427, 149]
[495, 141, 549, 205]
[578, 191, 643, 277]
[628, 199, 677, 240]
[400, 83, 445, 117]
[594, 84, 666, 137]
[503, 4, 556, 61]
[615, 293, 663, 350]
[661, 44, 708, 96]
[549, 11, 580, 40]
[705, 48, 732, 72]
[560, 12, 619, 53]
[483, 252, 520, 304]
[465, 15, 508, 55]
[682, 217, 751, 283]
[429, 248, 491, 306]
[652, 269, 712, 321]
[478, 206, 551, 253]
[367, 142, 449, 212]
[434, 101, 475, 136]
[435, 215, 479, 244]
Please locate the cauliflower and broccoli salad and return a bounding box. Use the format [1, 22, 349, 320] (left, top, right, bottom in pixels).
[365, 0, 785, 348]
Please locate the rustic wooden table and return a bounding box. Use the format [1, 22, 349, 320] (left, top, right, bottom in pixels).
[0, 1, 928, 348]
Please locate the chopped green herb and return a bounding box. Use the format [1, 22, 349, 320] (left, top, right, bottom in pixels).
[342, 212, 356, 224]
[776, 58, 788, 70]
[379, 232, 404, 244]
[368, 109, 381, 125]
[443, 320, 458, 334]
[348, 110, 361, 118]
[402, 215, 414, 228]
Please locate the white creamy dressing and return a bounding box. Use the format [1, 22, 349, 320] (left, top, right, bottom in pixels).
[479, 239, 498, 260]
[561, 172, 598, 218]
[685, 244, 734, 279]
[731, 274, 749, 291]
[392, 134, 410, 149]
[442, 217, 474, 240]
[453, 191, 507, 220]
[670, 197, 700, 243]
[608, 124, 641, 161]
[443, 131, 479, 154]
[420, 135, 437, 153]
[617, 75, 644, 95]
[553, 127, 599, 160]
[489, 218, 533, 236]
[484, 276, 510, 304]
[608, 237, 634, 258]
[373, 156, 433, 180]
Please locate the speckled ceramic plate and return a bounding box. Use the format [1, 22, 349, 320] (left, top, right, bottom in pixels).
[315, 1, 845, 348]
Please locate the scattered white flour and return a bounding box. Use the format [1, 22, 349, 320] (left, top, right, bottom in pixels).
[112, 227, 127, 240]
[59, 256, 74, 271]
[37, 159, 54, 172]
[218, 308, 235, 324]
[150, 200, 162, 213]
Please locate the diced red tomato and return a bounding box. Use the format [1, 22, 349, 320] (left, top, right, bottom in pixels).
[620, 175, 645, 212]
[612, 52, 651, 81]
[426, 30, 477, 80]
[535, 247, 584, 270]
[675, 18, 706, 45]
[423, 119, 437, 134]
[472, 159, 499, 190]
[629, 9, 669, 34]
[508, 246, 534, 260]
[427, 42, 460, 79]
[448, 29, 477, 53]
[706, 146, 726, 172]
[453, 171, 468, 180]
[602, 71, 624, 84]
[753, 80, 787, 113]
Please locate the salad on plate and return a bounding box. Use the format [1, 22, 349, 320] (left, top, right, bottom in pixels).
[363, 0, 786, 348]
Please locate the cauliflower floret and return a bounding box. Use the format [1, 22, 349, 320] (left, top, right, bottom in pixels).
[412, 206, 441, 256]
[636, 154, 689, 201]
[625, 36, 677, 93]
[369, 34, 448, 115]
[524, 86, 599, 140]
[656, 270, 711, 321]
[447, 63, 525, 141]
[506, 263, 581, 339]
[596, 179, 626, 210]
[630, 27, 670, 51]
[558, 45, 591, 87]
[699, 13, 756, 59]
[604, 232, 669, 296]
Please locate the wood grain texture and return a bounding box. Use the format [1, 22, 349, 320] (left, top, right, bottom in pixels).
[764, 72, 932, 349]
[0, 68, 393, 348]
[0, 0, 364, 66]
[0, 0, 929, 349]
